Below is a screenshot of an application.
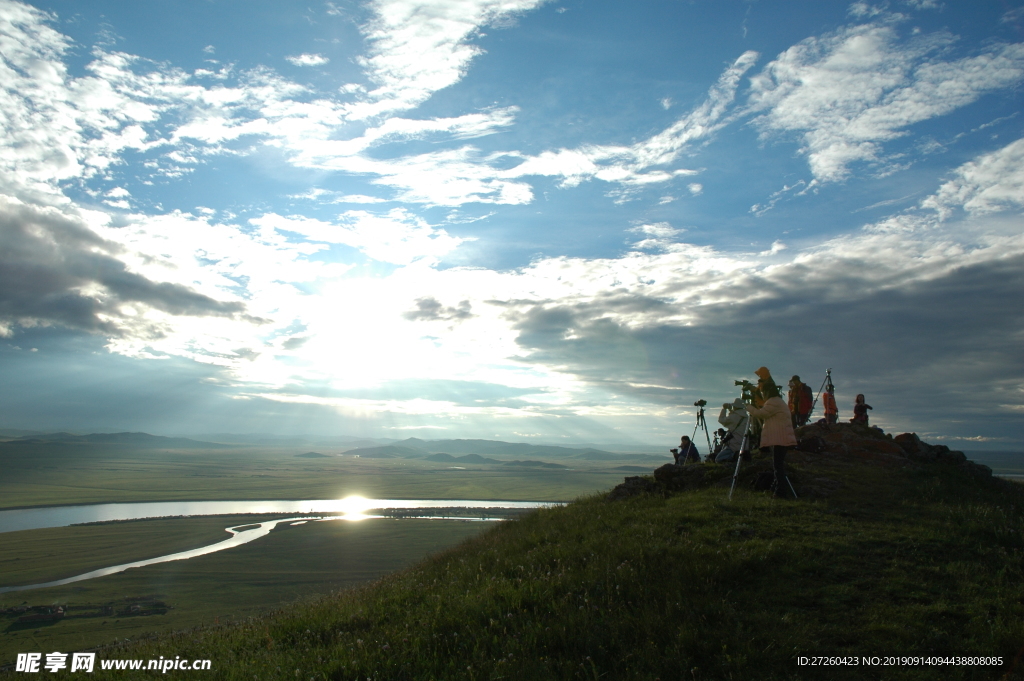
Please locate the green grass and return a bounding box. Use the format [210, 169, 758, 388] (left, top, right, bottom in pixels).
[0, 515, 255, 586]
[0, 518, 492, 666]
[64, 454, 1024, 681]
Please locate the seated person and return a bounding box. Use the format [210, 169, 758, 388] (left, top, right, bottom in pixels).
[715, 398, 750, 464]
[851, 394, 873, 425]
[709, 428, 728, 462]
[671, 435, 700, 465]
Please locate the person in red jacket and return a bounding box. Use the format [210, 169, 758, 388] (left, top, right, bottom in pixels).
[787, 375, 813, 428]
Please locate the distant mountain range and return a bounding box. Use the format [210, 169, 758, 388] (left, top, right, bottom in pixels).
[347, 445, 426, 459]
[393, 438, 622, 460]
[342, 437, 628, 461]
[2, 432, 232, 449]
[0, 429, 667, 459]
[426, 453, 500, 464]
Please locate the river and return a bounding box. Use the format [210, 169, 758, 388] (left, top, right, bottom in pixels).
[0, 497, 557, 534]
[0, 497, 559, 594]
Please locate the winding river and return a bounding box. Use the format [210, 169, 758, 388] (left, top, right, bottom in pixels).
[0, 498, 559, 594]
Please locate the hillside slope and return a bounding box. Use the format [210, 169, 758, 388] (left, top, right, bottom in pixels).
[82, 425, 1024, 680]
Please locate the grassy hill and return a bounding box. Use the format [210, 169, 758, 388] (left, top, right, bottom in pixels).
[57, 425, 1024, 680]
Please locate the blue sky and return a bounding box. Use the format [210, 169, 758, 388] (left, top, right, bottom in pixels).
[1, 0, 1022, 447]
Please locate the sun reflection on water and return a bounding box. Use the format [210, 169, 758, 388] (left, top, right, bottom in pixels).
[334, 495, 374, 521]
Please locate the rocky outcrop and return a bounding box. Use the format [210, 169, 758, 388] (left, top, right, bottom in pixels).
[606, 476, 659, 501]
[892, 432, 968, 464]
[607, 423, 1004, 502]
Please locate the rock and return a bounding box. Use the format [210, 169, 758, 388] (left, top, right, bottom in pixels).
[894, 432, 928, 455]
[942, 448, 967, 464]
[653, 463, 707, 492]
[959, 461, 992, 478]
[607, 476, 659, 501]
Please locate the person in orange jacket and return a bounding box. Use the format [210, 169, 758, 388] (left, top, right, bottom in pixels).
[822, 384, 838, 425]
[754, 366, 779, 406]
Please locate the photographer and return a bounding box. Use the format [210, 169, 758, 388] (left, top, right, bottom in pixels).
[671, 436, 700, 465]
[788, 375, 813, 428]
[743, 367, 798, 499]
[715, 398, 749, 464]
[754, 366, 778, 407]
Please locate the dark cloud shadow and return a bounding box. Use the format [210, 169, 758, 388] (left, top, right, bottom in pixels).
[0, 200, 253, 339]
[504, 254, 1024, 442]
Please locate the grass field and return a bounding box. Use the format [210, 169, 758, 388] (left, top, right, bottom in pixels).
[0, 443, 640, 510]
[0, 515, 255, 587]
[54, 442, 1024, 681]
[0, 517, 492, 666]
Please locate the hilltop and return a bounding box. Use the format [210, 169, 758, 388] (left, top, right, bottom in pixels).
[72, 425, 1024, 679]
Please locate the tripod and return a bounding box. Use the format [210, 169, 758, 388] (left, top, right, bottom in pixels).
[727, 414, 798, 500]
[689, 402, 713, 464]
[808, 368, 834, 420]
[728, 416, 752, 500]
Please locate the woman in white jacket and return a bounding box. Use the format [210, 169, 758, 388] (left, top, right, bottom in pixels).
[744, 368, 798, 498]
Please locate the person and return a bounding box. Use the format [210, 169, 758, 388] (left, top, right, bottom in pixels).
[744, 368, 798, 499]
[709, 428, 728, 462]
[851, 394, 872, 425]
[754, 366, 780, 406]
[822, 384, 838, 425]
[715, 398, 750, 464]
[787, 375, 814, 428]
[671, 436, 700, 465]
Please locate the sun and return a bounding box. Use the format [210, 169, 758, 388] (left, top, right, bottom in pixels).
[334, 495, 374, 520]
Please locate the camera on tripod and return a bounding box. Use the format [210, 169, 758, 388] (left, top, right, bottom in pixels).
[693, 399, 707, 407]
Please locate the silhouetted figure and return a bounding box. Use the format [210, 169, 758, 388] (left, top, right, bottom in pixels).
[851, 394, 873, 425]
[822, 384, 838, 425]
[671, 436, 700, 465]
[788, 375, 813, 428]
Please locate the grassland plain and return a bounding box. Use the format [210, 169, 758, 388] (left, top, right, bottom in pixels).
[0, 518, 491, 665]
[0, 444, 634, 510]
[49, 434, 1024, 681]
[0, 515, 267, 586]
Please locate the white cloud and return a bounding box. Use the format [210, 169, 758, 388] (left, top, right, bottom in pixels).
[921, 137, 1024, 219]
[286, 53, 330, 66]
[250, 208, 467, 264]
[0, 0, 747, 210]
[747, 20, 1024, 182]
[347, 0, 550, 119]
[503, 51, 757, 193]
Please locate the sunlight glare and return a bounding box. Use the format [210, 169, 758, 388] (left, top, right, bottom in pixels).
[335, 495, 374, 521]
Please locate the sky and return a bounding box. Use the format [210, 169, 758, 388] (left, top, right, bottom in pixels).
[0, 0, 1022, 447]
